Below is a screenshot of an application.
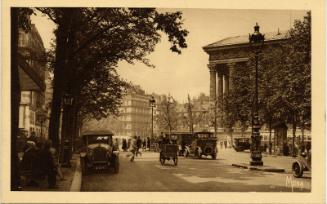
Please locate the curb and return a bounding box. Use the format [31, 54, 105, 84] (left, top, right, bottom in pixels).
[70, 156, 82, 191]
[232, 163, 285, 173]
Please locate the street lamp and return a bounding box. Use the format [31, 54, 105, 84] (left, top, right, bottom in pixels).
[149, 95, 156, 140]
[249, 23, 265, 166]
[166, 95, 173, 136]
[61, 93, 74, 168]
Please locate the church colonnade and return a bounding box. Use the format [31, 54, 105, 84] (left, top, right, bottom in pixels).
[208, 58, 248, 131]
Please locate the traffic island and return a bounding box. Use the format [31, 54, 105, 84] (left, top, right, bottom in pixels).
[232, 163, 285, 173]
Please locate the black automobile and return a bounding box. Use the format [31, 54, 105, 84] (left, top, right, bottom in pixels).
[184, 131, 217, 159]
[233, 137, 251, 152]
[80, 130, 119, 175]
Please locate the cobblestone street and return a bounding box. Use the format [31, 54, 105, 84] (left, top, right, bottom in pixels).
[81, 150, 311, 192]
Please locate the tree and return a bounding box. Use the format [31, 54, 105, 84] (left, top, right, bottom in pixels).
[155, 95, 179, 133]
[183, 94, 194, 133]
[37, 8, 188, 149]
[226, 12, 311, 156]
[279, 11, 311, 155]
[226, 62, 253, 136]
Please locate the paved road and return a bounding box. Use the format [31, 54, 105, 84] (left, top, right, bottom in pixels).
[81, 151, 311, 192]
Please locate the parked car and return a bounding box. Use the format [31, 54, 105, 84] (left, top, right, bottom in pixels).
[233, 137, 251, 152]
[80, 130, 119, 175]
[184, 131, 217, 159]
[292, 142, 311, 178]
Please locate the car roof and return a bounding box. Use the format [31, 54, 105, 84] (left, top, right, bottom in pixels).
[82, 130, 114, 136]
[194, 131, 213, 134]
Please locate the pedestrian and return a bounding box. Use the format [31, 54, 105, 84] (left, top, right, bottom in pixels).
[122, 139, 127, 151]
[136, 136, 142, 157]
[20, 141, 39, 187]
[29, 131, 37, 142]
[49, 144, 64, 181]
[142, 139, 146, 150]
[40, 140, 56, 189]
[129, 136, 138, 162]
[147, 137, 151, 150]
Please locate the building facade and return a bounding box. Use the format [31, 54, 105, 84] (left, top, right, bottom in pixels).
[117, 86, 152, 138]
[18, 24, 47, 139]
[83, 85, 159, 140]
[203, 30, 311, 153]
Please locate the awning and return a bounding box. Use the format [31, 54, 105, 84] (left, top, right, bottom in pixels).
[18, 52, 45, 91]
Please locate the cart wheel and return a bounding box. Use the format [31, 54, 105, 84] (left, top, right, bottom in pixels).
[160, 157, 165, 165]
[173, 157, 178, 166]
[292, 162, 303, 178]
[159, 153, 165, 165]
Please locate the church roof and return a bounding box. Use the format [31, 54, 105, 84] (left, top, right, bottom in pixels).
[203, 30, 288, 50]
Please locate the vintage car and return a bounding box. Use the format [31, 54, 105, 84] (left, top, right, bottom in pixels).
[80, 130, 119, 175]
[292, 143, 311, 178]
[184, 131, 217, 159]
[233, 137, 251, 152]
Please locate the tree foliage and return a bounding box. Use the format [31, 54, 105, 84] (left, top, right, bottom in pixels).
[226, 12, 311, 133]
[36, 8, 188, 144]
[155, 95, 179, 132]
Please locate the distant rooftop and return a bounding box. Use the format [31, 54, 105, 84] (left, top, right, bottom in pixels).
[203, 30, 288, 50]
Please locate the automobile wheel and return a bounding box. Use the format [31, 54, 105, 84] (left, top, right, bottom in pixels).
[212, 154, 217, 160]
[292, 162, 303, 178]
[113, 157, 119, 174]
[173, 157, 178, 166]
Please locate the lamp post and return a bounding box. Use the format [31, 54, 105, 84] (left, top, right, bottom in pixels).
[149, 95, 156, 140]
[61, 93, 73, 168]
[167, 95, 173, 136]
[249, 23, 265, 166]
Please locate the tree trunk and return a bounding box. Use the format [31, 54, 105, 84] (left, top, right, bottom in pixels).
[48, 10, 76, 151]
[292, 112, 297, 157]
[48, 16, 69, 150]
[301, 112, 305, 153]
[268, 118, 272, 154]
[11, 8, 21, 190]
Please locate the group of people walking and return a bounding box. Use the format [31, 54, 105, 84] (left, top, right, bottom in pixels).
[122, 136, 151, 162]
[121, 136, 151, 152]
[20, 138, 64, 189]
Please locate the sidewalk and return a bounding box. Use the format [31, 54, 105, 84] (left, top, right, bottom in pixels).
[21, 154, 81, 191]
[218, 148, 297, 173]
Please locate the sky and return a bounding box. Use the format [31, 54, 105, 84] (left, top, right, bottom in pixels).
[31, 9, 307, 103]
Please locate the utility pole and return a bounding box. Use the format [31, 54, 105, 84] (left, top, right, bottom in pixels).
[187, 94, 194, 133]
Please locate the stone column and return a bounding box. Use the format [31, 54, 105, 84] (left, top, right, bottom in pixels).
[227, 62, 235, 92]
[208, 64, 217, 105]
[224, 70, 229, 96]
[217, 69, 224, 129]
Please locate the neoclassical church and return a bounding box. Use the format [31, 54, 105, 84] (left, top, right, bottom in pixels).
[202, 29, 308, 154]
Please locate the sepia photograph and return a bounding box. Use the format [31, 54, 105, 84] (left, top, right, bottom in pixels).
[1, 0, 325, 203]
